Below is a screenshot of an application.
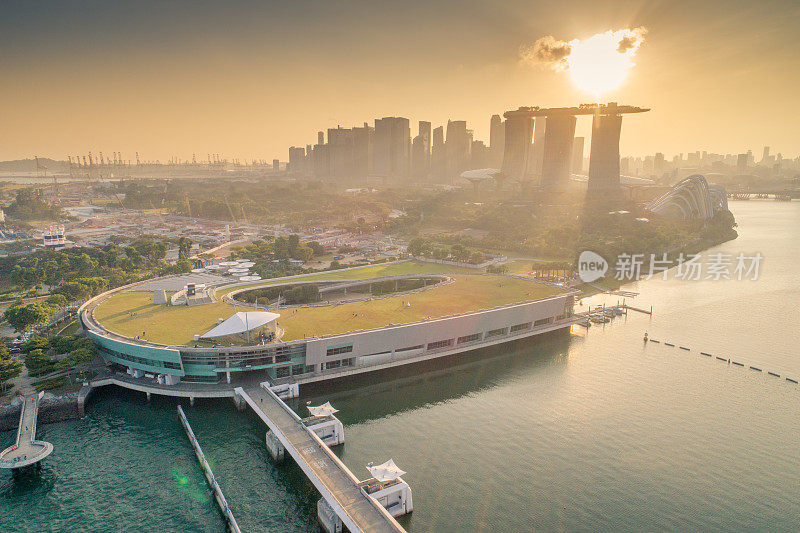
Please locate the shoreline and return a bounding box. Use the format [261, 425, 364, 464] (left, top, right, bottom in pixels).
[0, 385, 96, 433]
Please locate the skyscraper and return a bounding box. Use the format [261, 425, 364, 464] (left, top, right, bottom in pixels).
[373, 117, 410, 178]
[352, 122, 373, 178]
[431, 126, 445, 181]
[411, 121, 431, 178]
[540, 115, 576, 190]
[501, 114, 533, 180]
[587, 114, 622, 192]
[489, 114, 505, 168]
[571, 136, 585, 174]
[527, 118, 546, 179]
[327, 126, 354, 178]
[445, 120, 471, 179]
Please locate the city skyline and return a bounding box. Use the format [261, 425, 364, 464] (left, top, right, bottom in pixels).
[2, 0, 799, 161]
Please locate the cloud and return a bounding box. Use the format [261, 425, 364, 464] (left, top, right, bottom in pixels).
[520, 27, 648, 71]
[519, 35, 572, 71]
[616, 27, 647, 54]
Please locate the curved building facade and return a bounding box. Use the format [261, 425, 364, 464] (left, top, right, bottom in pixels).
[645, 174, 728, 219]
[79, 273, 579, 393]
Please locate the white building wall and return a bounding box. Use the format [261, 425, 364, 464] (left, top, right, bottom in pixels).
[304, 294, 572, 366]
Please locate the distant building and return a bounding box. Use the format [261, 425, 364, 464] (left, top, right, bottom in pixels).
[571, 137, 585, 174]
[273, 159, 280, 172]
[737, 153, 748, 171]
[373, 117, 410, 178]
[352, 123, 373, 178]
[470, 140, 489, 170]
[411, 121, 431, 178]
[527, 118, 546, 179]
[288, 146, 306, 175]
[445, 120, 471, 179]
[540, 115, 576, 190]
[587, 114, 623, 192]
[431, 126, 446, 181]
[327, 126, 355, 178]
[489, 114, 505, 168]
[501, 114, 533, 181]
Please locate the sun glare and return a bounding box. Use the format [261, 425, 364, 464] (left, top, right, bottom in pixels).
[567, 29, 643, 99]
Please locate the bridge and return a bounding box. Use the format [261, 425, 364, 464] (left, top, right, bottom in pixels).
[235, 384, 411, 533]
[0, 392, 54, 469]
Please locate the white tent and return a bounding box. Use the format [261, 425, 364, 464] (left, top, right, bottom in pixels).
[200, 311, 280, 338]
[308, 401, 338, 417]
[366, 459, 406, 482]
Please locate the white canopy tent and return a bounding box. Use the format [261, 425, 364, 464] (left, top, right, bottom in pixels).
[200, 311, 280, 339]
[307, 401, 339, 418]
[366, 459, 406, 482]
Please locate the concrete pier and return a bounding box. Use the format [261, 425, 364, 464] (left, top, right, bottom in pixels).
[236, 384, 408, 533]
[0, 392, 54, 469]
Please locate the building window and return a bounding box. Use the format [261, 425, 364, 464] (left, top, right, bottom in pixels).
[510, 322, 532, 333]
[555, 314, 566, 321]
[291, 364, 305, 375]
[458, 333, 482, 344]
[305, 365, 316, 374]
[486, 328, 507, 338]
[326, 345, 354, 357]
[396, 344, 423, 352]
[534, 317, 552, 327]
[427, 339, 453, 351]
[276, 367, 290, 378]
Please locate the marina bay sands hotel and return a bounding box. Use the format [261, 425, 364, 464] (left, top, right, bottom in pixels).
[501, 102, 649, 192]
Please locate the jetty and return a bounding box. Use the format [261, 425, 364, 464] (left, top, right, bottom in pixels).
[0, 392, 54, 470]
[235, 383, 412, 533]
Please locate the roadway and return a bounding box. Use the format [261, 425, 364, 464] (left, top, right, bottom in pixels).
[0, 392, 54, 469]
[236, 384, 405, 533]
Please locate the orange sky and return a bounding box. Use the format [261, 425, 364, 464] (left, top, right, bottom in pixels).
[1, 0, 798, 162]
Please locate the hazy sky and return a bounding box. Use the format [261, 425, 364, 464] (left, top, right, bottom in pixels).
[2, 0, 798, 162]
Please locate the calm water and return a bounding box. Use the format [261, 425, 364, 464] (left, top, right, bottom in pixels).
[2, 200, 800, 532]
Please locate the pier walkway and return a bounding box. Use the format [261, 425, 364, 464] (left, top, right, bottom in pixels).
[0, 392, 53, 469]
[235, 384, 405, 533]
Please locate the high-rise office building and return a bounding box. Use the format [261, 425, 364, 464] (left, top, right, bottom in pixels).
[288, 146, 306, 175]
[352, 122, 373, 178]
[470, 140, 489, 169]
[489, 115, 505, 168]
[445, 120, 471, 179]
[411, 121, 431, 178]
[431, 126, 446, 181]
[327, 126, 355, 178]
[373, 117, 410, 178]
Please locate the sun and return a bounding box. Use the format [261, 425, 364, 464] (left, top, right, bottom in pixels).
[567, 30, 642, 100]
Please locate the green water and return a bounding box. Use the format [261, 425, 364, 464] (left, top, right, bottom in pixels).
[2, 201, 800, 532]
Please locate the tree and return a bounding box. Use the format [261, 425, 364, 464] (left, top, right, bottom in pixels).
[4, 303, 55, 332]
[178, 237, 193, 259]
[0, 355, 22, 394]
